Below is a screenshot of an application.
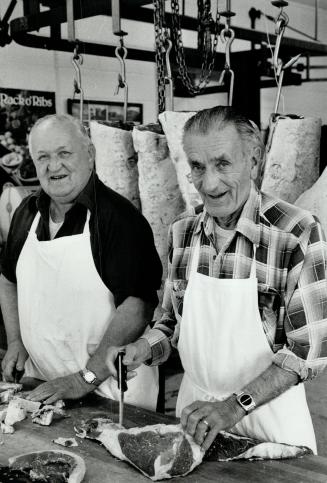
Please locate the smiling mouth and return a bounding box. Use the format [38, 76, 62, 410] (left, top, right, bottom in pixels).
[207, 191, 228, 200]
[50, 175, 67, 181]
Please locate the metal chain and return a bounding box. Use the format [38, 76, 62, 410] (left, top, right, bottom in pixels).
[171, 0, 220, 95]
[153, 0, 167, 113]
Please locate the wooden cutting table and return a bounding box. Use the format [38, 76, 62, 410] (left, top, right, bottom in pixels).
[1, 394, 327, 483]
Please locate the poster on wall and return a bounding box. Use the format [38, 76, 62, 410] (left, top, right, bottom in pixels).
[0, 88, 55, 182]
[67, 99, 143, 125]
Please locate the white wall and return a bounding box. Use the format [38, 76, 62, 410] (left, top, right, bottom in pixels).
[0, 0, 326, 125]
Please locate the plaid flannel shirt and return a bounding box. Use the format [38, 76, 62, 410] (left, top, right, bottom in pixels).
[143, 183, 327, 381]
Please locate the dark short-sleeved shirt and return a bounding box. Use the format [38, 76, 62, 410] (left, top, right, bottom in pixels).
[2, 173, 162, 308]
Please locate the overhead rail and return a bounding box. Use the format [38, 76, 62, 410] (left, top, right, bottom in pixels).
[9, 0, 327, 58]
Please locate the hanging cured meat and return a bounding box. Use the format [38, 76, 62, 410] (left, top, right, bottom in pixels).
[90, 121, 140, 209]
[261, 116, 321, 203]
[295, 167, 327, 236]
[159, 111, 202, 209]
[132, 124, 185, 316]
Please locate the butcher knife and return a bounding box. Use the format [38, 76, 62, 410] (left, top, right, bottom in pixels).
[115, 350, 128, 426]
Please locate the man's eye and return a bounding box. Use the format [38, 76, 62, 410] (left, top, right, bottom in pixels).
[191, 162, 204, 174]
[37, 155, 48, 162]
[216, 160, 230, 170]
[58, 151, 71, 158]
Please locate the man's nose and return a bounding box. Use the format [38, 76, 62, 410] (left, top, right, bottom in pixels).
[48, 155, 61, 171]
[201, 169, 221, 193]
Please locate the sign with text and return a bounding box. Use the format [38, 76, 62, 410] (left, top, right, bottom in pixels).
[0, 88, 55, 181]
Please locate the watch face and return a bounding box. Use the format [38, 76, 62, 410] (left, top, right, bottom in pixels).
[84, 370, 96, 384]
[240, 393, 253, 408]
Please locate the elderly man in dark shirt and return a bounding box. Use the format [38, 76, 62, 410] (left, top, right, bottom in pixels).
[0, 114, 162, 410]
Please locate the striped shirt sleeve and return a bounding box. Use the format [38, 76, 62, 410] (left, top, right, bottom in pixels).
[273, 220, 327, 380]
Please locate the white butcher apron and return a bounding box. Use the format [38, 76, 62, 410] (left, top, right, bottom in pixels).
[16, 211, 158, 410]
[176, 238, 317, 453]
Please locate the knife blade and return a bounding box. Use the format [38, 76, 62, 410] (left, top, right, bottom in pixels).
[115, 350, 128, 426]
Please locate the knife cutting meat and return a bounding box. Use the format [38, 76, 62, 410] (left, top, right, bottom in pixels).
[115, 350, 128, 426]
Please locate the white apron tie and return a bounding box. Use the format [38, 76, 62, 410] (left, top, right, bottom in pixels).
[176, 236, 317, 453]
[16, 211, 158, 410]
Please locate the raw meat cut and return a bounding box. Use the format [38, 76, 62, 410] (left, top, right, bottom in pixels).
[76, 418, 203, 480]
[8, 450, 86, 483]
[295, 167, 327, 237]
[32, 402, 66, 426]
[90, 120, 140, 209]
[4, 399, 27, 426]
[132, 124, 185, 316]
[53, 437, 79, 448]
[0, 382, 23, 392]
[204, 430, 311, 461]
[158, 111, 202, 209]
[76, 418, 312, 480]
[261, 116, 321, 203]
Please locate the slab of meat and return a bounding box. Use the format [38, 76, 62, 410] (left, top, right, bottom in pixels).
[76, 418, 204, 480]
[8, 450, 86, 483]
[204, 430, 312, 461]
[76, 418, 312, 480]
[132, 124, 185, 317]
[261, 116, 321, 203]
[158, 111, 202, 209]
[90, 121, 140, 209]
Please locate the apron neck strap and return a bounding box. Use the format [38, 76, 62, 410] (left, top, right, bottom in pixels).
[30, 212, 41, 234]
[188, 236, 201, 277]
[250, 244, 257, 279]
[189, 236, 258, 279]
[30, 209, 91, 236]
[83, 210, 91, 235]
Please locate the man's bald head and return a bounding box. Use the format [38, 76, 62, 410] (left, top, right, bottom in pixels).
[28, 114, 95, 161]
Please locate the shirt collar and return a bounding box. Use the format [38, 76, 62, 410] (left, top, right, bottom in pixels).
[35, 171, 97, 219]
[195, 182, 261, 246]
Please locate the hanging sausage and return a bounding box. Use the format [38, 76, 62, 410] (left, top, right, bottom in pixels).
[159, 111, 203, 209]
[132, 124, 185, 316]
[295, 167, 327, 237]
[261, 116, 321, 203]
[90, 121, 140, 209]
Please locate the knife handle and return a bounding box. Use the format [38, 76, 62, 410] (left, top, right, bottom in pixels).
[115, 350, 128, 392]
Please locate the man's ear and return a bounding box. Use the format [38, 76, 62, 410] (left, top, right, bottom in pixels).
[250, 146, 262, 180]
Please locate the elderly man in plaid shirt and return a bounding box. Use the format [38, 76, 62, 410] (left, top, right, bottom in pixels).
[107, 106, 327, 454]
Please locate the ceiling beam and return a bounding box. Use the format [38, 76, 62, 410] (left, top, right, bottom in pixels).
[11, 0, 327, 57]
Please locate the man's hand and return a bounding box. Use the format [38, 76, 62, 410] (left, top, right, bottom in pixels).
[27, 372, 95, 404]
[106, 339, 152, 378]
[180, 398, 244, 451]
[1, 340, 28, 382]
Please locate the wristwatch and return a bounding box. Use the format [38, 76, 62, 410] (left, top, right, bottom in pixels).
[234, 391, 256, 415]
[79, 368, 100, 386]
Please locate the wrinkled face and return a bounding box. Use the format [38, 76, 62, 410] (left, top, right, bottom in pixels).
[30, 120, 94, 204]
[183, 124, 258, 220]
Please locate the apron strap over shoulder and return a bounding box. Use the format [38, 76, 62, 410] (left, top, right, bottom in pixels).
[82, 210, 91, 235]
[30, 212, 42, 234]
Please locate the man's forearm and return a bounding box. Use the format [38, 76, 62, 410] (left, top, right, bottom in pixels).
[87, 296, 154, 381]
[234, 363, 299, 412]
[0, 275, 21, 344]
